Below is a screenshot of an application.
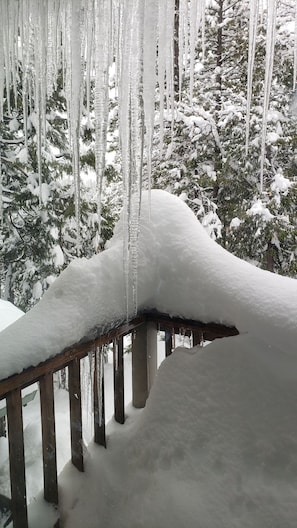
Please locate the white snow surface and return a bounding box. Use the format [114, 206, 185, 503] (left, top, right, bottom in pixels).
[1, 189, 297, 380]
[0, 300, 23, 333]
[60, 335, 297, 528]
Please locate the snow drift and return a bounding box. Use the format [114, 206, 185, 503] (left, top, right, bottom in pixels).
[60, 334, 297, 528]
[0, 189, 297, 379]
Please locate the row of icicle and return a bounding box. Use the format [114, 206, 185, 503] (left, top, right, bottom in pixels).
[0, 0, 296, 315]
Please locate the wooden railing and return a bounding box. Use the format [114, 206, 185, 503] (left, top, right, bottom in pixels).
[0, 312, 238, 528]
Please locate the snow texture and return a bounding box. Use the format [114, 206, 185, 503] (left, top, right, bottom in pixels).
[1, 189, 297, 380]
[60, 334, 297, 528]
[0, 300, 23, 333]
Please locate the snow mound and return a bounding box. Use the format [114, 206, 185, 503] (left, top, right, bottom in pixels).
[61, 334, 297, 528]
[0, 189, 297, 379]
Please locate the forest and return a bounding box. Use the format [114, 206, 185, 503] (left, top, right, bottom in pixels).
[1, 0, 297, 312]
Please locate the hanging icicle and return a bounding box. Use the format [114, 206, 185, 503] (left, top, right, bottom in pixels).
[294, 0, 297, 91]
[94, 0, 112, 245]
[69, 0, 83, 254]
[0, 0, 294, 318]
[245, 0, 259, 154]
[259, 0, 277, 193]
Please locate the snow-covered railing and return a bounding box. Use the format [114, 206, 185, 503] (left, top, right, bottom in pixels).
[0, 312, 238, 528]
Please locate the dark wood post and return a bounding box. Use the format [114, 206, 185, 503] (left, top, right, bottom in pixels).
[6, 388, 28, 528]
[193, 330, 203, 347]
[113, 337, 125, 424]
[165, 329, 173, 357]
[68, 359, 84, 472]
[94, 348, 106, 447]
[39, 373, 59, 505]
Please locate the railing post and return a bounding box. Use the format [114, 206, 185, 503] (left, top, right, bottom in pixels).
[165, 329, 173, 357]
[94, 348, 106, 447]
[68, 358, 84, 472]
[6, 388, 28, 528]
[40, 372, 59, 506]
[113, 337, 125, 424]
[193, 330, 203, 347]
[132, 321, 158, 408]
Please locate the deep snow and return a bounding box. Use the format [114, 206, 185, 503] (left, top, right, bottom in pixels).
[1, 190, 297, 528]
[59, 334, 297, 528]
[0, 190, 297, 379]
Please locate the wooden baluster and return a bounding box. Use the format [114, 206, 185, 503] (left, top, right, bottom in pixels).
[165, 329, 173, 357]
[193, 330, 202, 347]
[40, 373, 59, 505]
[94, 348, 106, 447]
[113, 337, 125, 424]
[6, 388, 28, 528]
[68, 359, 84, 472]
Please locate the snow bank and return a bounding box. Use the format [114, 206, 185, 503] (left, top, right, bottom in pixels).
[0, 189, 297, 379]
[60, 334, 297, 528]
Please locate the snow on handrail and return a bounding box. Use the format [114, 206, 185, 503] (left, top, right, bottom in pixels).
[0, 312, 238, 528]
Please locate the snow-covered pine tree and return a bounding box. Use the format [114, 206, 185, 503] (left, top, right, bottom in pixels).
[0, 73, 119, 311]
[152, 0, 297, 275]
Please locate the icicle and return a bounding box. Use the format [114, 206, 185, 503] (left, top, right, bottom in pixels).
[68, 0, 83, 255]
[246, 0, 259, 154]
[85, 0, 95, 124]
[118, 0, 144, 317]
[0, 3, 4, 122]
[157, 1, 167, 154]
[260, 0, 277, 193]
[143, 0, 158, 191]
[0, 153, 3, 228]
[94, 0, 112, 244]
[189, 0, 198, 103]
[189, 0, 206, 102]
[294, 0, 297, 91]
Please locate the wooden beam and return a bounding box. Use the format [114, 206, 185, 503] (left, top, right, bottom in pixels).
[6, 388, 28, 528]
[113, 337, 125, 424]
[68, 359, 84, 472]
[39, 373, 59, 505]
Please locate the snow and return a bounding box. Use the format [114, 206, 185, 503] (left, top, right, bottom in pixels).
[0, 300, 23, 333]
[59, 334, 297, 528]
[271, 172, 292, 194]
[247, 199, 274, 220]
[1, 189, 297, 380]
[2, 190, 297, 527]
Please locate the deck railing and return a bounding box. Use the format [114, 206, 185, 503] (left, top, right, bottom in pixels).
[0, 311, 238, 528]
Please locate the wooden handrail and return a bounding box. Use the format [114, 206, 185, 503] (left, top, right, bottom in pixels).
[0, 312, 238, 528]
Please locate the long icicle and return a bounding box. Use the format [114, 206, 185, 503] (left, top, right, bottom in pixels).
[245, 0, 259, 155]
[259, 0, 277, 193]
[94, 0, 112, 246]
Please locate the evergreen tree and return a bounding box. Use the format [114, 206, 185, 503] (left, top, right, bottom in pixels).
[152, 0, 297, 275]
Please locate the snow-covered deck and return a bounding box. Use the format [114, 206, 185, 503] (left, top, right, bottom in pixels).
[1, 190, 297, 528]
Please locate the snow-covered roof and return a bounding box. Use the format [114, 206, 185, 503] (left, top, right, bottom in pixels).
[0, 189, 297, 380]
